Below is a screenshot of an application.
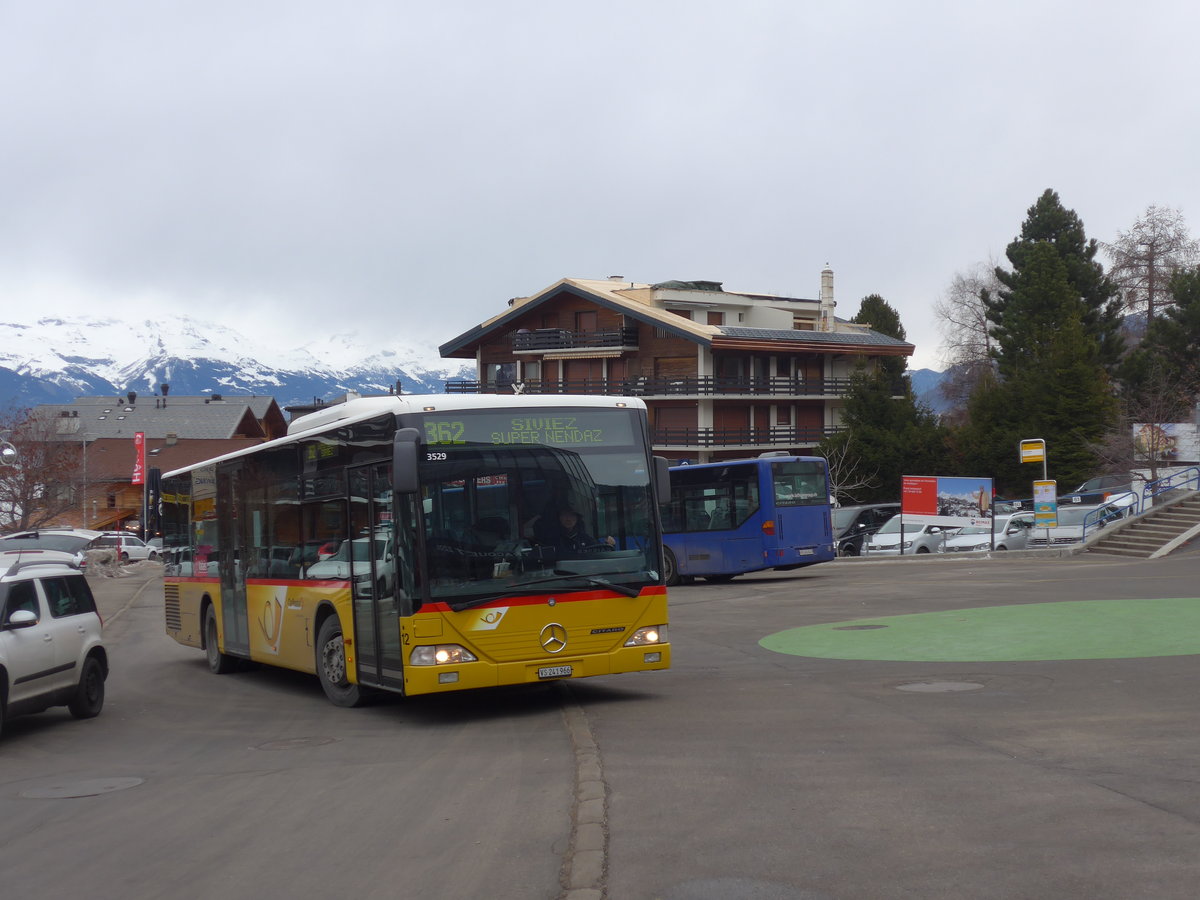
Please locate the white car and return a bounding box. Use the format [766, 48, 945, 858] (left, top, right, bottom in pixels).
[864, 515, 958, 555]
[0, 554, 107, 735]
[941, 513, 1036, 553]
[0, 528, 103, 569]
[92, 533, 159, 563]
[306, 534, 395, 597]
[1025, 496, 1135, 549]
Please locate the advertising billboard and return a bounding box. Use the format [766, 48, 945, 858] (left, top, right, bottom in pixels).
[902, 475, 994, 526]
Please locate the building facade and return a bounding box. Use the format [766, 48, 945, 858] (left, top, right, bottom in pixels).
[23, 390, 286, 531]
[439, 273, 914, 463]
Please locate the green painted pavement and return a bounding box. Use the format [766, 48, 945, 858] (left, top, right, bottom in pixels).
[759, 597, 1200, 662]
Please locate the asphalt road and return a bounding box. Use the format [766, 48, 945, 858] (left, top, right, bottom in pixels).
[2, 552, 1199, 899]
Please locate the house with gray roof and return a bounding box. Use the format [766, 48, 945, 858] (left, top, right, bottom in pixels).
[439, 272, 914, 463]
[23, 392, 286, 532]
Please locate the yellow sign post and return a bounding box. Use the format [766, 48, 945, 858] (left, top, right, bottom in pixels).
[1019, 438, 1047, 481]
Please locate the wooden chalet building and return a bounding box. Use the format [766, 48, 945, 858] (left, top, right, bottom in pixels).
[439, 272, 914, 463]
[30, 390, 287, 531]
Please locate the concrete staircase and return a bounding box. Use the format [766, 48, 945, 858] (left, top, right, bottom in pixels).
[1087, 492, 1200, 558]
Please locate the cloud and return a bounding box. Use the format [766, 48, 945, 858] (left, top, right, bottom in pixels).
[2, 0, 1197, 371]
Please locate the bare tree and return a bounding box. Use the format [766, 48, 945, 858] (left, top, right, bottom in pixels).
[0, 408, 85, 530]
[1103, 205, 1200, 328]
[1090, 360, 1197, 484]
[819, 433, 880, 505]
[933, 260, 1001, 418]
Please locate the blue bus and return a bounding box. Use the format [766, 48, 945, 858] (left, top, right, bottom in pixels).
[660, 454, 835, 584]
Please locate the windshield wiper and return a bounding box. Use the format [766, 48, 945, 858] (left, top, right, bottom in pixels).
[445, 570, 649, 611]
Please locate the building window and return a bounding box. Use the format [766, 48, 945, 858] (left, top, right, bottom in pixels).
[707, 311, 724, 326]
[485, 363, 516, 387]
[667, 308, 691, 320]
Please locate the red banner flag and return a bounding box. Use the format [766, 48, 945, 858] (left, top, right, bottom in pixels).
[132, 432, 146, 485]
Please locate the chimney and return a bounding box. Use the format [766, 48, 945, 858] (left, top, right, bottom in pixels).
[160, 383, 170, 396]
[165, 433, 178, 446]
[819, 264, 836, 332]
[127, 391, 137, 405]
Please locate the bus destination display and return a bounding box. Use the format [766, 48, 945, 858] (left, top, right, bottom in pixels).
[423, 411, 634, 448]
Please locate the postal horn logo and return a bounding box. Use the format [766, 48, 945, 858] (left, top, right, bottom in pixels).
[540, 623, 568, 654]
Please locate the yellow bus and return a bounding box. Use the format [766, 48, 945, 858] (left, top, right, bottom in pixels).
[161, 394, 670, 706]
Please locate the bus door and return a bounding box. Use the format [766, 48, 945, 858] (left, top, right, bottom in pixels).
[347, 462, 407, 690]
[215, 462, 250, 657]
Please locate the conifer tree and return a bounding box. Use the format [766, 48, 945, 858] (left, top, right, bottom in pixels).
[985, 189, 1123, 370]
[954, 191, 1120, 495]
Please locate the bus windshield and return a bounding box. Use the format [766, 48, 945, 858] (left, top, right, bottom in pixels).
[412, 408, 659, 603]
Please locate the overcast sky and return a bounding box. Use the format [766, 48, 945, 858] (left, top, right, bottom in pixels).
[2, 1, 1197, 371]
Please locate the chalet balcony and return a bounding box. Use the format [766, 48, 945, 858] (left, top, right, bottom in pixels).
[511, 327, 639, 353]
[443, 376, 889, 398]
[651, 425, 841, 448]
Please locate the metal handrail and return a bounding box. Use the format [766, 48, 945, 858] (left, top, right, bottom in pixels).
[1143, 466, 1200, 504]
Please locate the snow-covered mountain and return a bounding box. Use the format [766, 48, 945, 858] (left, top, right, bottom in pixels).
[0, 316, 474, 408]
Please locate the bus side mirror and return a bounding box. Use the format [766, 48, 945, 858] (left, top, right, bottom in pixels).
[392, 428, 421, 494]
[653, 456, 671, 506]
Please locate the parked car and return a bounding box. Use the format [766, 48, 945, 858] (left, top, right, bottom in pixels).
[940, 512, 1036, 553]
[92, 532, 159, 563]
[832, 503, 901, 556]
[1025, 495, 1136, 548]
[863, 515, 958, 555]
[1061, 475, 1137, 505]
[0, 528, 104, 569]
[0, 554, 107, 735]
[306, 533, 395, 597]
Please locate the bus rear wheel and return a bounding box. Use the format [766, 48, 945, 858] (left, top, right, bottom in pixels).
[316, 616, 365, 708]
[205, 606, 239, 674]
[663, 546, 680, 587]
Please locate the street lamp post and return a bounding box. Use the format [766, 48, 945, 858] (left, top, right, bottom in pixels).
[80, 433, 98, 527]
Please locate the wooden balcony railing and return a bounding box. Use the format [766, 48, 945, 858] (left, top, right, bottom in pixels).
[443, 376, 883, 397]
[651, 426, 840, 448]
[511, 327, 639, 352]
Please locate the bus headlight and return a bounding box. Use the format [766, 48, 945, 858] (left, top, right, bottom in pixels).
[409, 644, 479, 666]
[624, 625, 667, 647]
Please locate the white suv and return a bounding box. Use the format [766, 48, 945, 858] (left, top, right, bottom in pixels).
[0, 555, 107, 736]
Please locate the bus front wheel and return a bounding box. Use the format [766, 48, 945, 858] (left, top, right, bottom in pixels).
[316, 616, 365, 708]
[663, 547, 680, 587]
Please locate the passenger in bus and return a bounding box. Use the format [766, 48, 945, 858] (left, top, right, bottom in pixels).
[537, 507, 615, 554]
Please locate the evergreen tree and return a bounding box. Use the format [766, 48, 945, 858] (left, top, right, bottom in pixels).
[1121, 267, 1200, 401]
[985, 189, 1123, 369]
[821, 366, 946, 502]
[953, 191, 1120, 496]
[852, 293, 908, 380]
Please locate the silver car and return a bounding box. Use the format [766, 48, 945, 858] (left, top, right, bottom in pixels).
[1025, 495, 1135, 548]
[940, 512, 1036, 553]
[864, 515, 958, 555]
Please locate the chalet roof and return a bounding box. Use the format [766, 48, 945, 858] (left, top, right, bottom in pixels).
[716, 326, 913, 353]
[439, 277, 914, 358]
[34, 395, 283, 441]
